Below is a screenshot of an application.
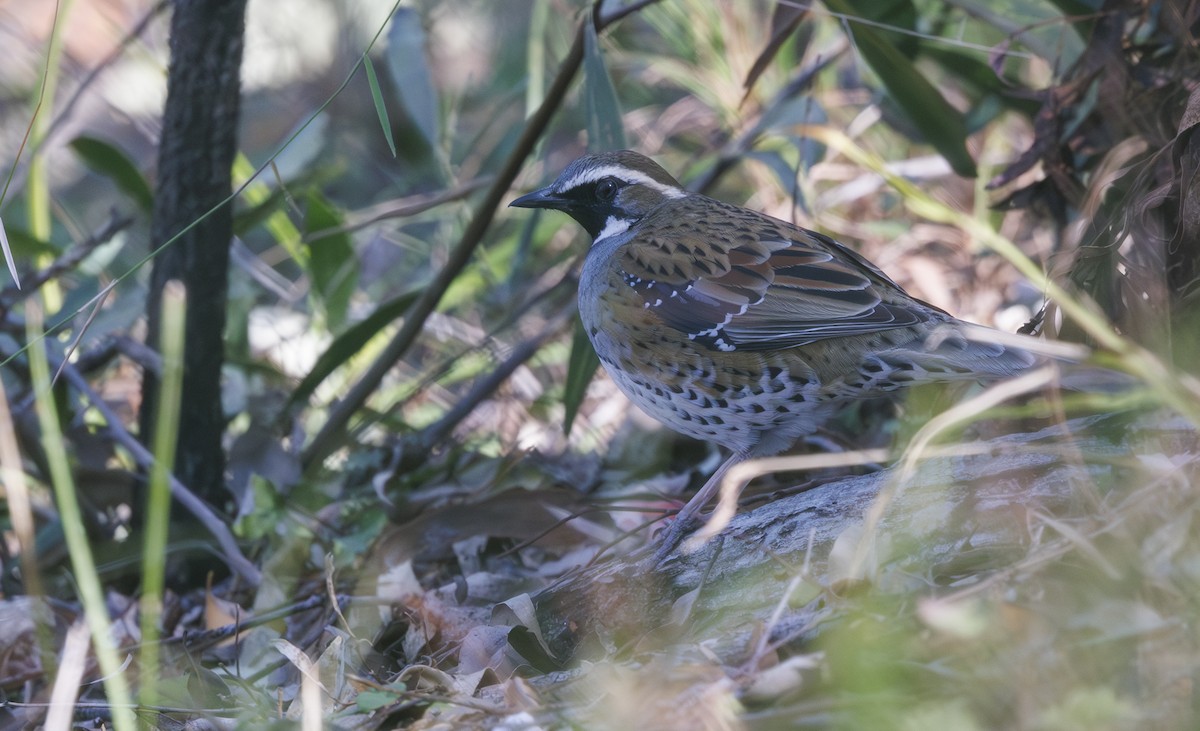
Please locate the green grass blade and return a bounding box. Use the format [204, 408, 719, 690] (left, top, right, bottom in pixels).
[231, 153, 306, 262]
[26, 0, 77, 313]
[138, 280, 186, 710]
[27, 299, 136, 731]
[364, 56, 397, 157]
[0, 216, 17, 288]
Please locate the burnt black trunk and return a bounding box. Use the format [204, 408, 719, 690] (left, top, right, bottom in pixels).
[142, 0, 247, 509]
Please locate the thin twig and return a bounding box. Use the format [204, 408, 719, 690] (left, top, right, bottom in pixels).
[301, 175, 495, 243]
[37, 1, 171, 155]
[0, 211, 134, 311]
[381, 269, 576, 444]
[56, 360, 261, 582]
[413, 306, 575, 456]
[691, 48, 845, 196]
[4, 0, 409, 362]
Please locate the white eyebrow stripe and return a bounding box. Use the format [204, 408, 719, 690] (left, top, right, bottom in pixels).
[558, 164, 687, 199]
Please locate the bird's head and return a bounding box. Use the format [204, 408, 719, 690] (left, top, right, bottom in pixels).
[510, 151, 688, 241]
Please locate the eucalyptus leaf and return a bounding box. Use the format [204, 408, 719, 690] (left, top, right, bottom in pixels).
[583, 18, 627, 151]
[356, 689, 403, 712]
[755, 96, 828, 173]
[826, 0, 976, 177]
[69, 136, 154, 212]
[562, 17, 627, 435]
[848, 0, 919, 56]
[562, 317, 601, 436]
[1, 225, 58, 258]
[743, 3, 810, 95]
[302, 192, 358, 329]
[386, 8, 439, 148]
[745, 149, 807, 215]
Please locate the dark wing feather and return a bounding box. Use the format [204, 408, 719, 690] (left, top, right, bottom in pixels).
[618, 200, 946, 352]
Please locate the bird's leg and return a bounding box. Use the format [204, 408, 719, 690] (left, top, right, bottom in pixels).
[653, 451, 749, 563]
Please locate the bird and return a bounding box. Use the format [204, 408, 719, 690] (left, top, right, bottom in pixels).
[511, 150, 1044, 560]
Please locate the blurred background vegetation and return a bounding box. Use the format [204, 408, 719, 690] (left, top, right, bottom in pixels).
[1, 0, 1198, 728]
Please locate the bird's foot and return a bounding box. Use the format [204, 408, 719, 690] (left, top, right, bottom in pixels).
[651, 512, 699, 565]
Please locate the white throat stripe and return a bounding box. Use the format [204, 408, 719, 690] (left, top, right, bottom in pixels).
[559, 165, 687, 199]
[595, 216, 632, 242]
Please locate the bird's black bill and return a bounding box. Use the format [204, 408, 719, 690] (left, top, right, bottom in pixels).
[509, 186, 565, 210]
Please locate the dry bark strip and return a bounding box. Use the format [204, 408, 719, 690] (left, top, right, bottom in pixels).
[533, 412, 1198, 663]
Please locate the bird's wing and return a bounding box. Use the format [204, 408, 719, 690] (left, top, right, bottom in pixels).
[617, 205, 944, 352]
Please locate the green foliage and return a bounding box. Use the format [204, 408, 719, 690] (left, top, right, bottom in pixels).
[560, 14, 632, 435]
[363, 56, 397, 158]
[137, 281, 186, 710]
[68, 136, 155, 212]
[286, 289, 419, 413]
[583, 17, 628, 152]
[386, 7, 440, 150]
[301, 191, 359, 329]
[825, 0, 976, 177]
[4, 0, 1200, 728]
[561, 315, 598, 435]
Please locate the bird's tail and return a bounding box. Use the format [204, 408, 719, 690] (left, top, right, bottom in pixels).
[929, 322, 1087, 375]
[863, 322, 1091, 390]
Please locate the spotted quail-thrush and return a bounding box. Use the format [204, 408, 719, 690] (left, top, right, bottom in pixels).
[511, 150, 1041, 559]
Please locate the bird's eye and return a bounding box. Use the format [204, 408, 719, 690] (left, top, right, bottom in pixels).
[595, 178, 618, 202]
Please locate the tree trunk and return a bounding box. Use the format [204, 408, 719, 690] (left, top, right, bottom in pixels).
[142, 0, 247, 509]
